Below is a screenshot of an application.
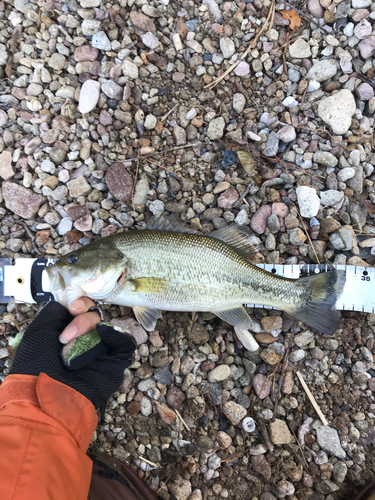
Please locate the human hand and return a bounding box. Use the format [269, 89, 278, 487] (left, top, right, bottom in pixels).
[10, 301, 136, 415]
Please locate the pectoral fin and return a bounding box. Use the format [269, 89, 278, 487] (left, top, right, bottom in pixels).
[214, 306, 251, 330]
[133, 306, 160, 331]
[131, 277, 168, 294]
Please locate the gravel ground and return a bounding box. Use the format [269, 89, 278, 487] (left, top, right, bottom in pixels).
[1, 0, 375, 498]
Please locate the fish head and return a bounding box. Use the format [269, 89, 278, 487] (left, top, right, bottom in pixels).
[46, 243, 127, 305]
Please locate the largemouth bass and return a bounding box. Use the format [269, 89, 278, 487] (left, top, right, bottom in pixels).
[46, 217, 346, 335]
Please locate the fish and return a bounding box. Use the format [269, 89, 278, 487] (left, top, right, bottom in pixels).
[45, 216, 346, 335]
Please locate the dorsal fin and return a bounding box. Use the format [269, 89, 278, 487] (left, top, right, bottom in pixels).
[147, 215, 199, 234]
[210, 224, 257, 260]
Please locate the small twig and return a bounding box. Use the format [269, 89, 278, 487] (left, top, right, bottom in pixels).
[234, 182, 252, 208]
[256, 418, 274, 453]
[205, 0, 275, 88]
[131, 154, 140, 213]
[138, 456, 159, 468]
[5, 26, 21, 78]
[145, 158, 181, 178]
[157, 474, 171, 494]
[131, 142, 203, 161]
[292, 429, 310, 470]
[292, 203, 320, 264]
[267, 1, 276, 36]
[272, 332, 295, 421]
[161, 103, 179, 122]
[234, 0, 246, 18]
[296, 370, 329, 426]
[282, 32, 290, 75]
[38, 9, 41, 26]
[175, 409, 190, 432]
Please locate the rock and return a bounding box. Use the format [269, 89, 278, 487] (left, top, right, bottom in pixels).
[217, 188, 239, 209]
[354, 19, 372, 40]
[294, 330, 314, 348]
[142, 32, 160, 50]
[253, 374, 271, 399]
[269, 419, 293, 445]
[0, 151, 14, 180]
[352, 0, 371, 6]
[358, 38, 375, 59]
[57, 217, 73, 235]
[317, 89, 356, 135]
[261, 316, 282, 334]
[276, 481, 295, 498]
[296, 186, 320, 218]
[316, 426, 346, 459]
[187, 322, 209, 344]
[289, 39, 311, 58]
[289, 228, 307, 245]
[130, 11, 156, 32]
[234, 61, 250, 76]
[250, 205, 272, 234]
[207, 117, 225, 140]
[2, 182, 45, 219]
[203, 0, 221, 19]
[263, 131, 279, 157]
[329, 227, 353, 251]
[67, 177, 91, 197]
[166, 386, 185, 409]
[337, 167, 355, 182]
[48, 53, 66, 70]
[333, 461, 348, 483]
[92, 31, 111, 51]
[102, 81, 122, 100]
[306, 59, 337, 82]
[0, 110, 8, 127]
[277, 126, 296, 143]
[320, 190, 344, 206]
[307, 0, 324, 17]
[140, 395, 152, 416]
[74, 46, 99, 62]
[233, 93, 246, 113]
[111, 318, 148, 345]
[169, 476, 192, 500]
[173, 125, 187, 145]
[144, 114, 157, 130]
[220, 37, 235, 58]
[223, 401, 247, 424]
[122, 60, 139, 79]
[234, 327, 260, 352]
[74, 214, 93, 231]
[347, 166, 364, 193]
[105, 162, 133, 202]
[313, 151, 338, 167]
[251, 455, 272, 481]
[357, 83, 374, 101]
[208, 364, 230, 383]
[222, 150, 237, 168]
[78, 80, 100, 114]
[281, 371, 294, 394]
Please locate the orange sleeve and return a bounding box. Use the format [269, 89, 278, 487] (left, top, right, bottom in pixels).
[0, 373, 98, 500]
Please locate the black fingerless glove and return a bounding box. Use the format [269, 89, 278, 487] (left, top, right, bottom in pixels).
[10, 302, 136, 414]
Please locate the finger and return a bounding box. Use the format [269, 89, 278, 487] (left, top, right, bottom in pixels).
[67, 297, 96, 316]
[59, 311, 101, 344]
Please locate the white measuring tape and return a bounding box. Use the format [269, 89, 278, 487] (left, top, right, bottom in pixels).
[0, 259, 374, 313]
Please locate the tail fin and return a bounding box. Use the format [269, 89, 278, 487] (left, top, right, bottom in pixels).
[292, 270, 346, 335]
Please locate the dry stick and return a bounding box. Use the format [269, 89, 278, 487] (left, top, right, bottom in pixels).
[145, 158, 181, 178]
[272, 331, 295, 421]
[205, 0, 275, 89]
[292, 429, 310, 470]
[138, 456, 159, 468]
[131, 142, 203, 161]
[296, 370, 329, 426]
[234, 0, 246, 18]
[161, 103, 179, 122]
[131, 154, 140, 214]
[256, 418, 274, 453]
[267, 0, 276, 36]
[175, 409, 190, 432]
[292, 203, 320, 264]
[5, 26, 20, 78]
[157, 474, 171, 495]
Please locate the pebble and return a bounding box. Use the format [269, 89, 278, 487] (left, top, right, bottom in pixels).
[102, 81, 123, 100]
[142, 32, 160, 50]
[269, 419, 293, 445]
[105, 163, 133, 202]
[67, 177, 91, 198]
[250, 205, 272, 235]
[220, 37, 235, 58]
[140, 396, 152, 416]
[111, 318, 148, 345]
[57, 217, 73, 236]
[223, 401, 247, 424]
[78, 80, 101, 114]
[0, 110, 8, 127]
[317, 89, 356, 135]
[357, 83, 374, 101]
[0, 151, 14, 180]
[2, 182, 45, 219]
[207, 117, 225, 140]
[306, 59, 338, 82]
[289, 39, 311, 58]
[307, 0, 324, 17]
[316, 426, 346, 459]
[233, 93, 246, 113]
[48, 53, 66, 70]
[263, 131, 279, 157]
[170, 476, 192, 500]
[320, 190, 344, 206]
[296, 186, 320, 218]
[208, 364, 231, 383]
[92, 31, 112, 51]
[234, 61, 250, 76]
[253, 374, 271, 399]
[276, 125, 296, 143]
[329, 227, 353, 251]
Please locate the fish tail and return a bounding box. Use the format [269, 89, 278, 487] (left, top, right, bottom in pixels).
[291, 270, 346, 335]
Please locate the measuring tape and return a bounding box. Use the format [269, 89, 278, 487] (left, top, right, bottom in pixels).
[0, 258, 374, 313]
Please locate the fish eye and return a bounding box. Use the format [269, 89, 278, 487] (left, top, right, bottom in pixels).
[68, 255, 78, 264]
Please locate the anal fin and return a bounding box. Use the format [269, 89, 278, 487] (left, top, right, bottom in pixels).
[133, 306, 159, 331]
[214, 306, 251, 330]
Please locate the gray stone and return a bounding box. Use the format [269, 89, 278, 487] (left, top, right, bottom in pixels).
[357, 83, 374, 101]
[294, 330, 314, 347]
[317, 89, 356, 135]
[320, 190, 344, 206]
[289, 39, 311, 58]
[263, 131, 279, 157]
[346, 167, 364, 193]
[316, 426, 346, 459]
[333, 461, 348, 482]
[277, 125, 296, 143]
[78, 80, 100, 114]
[220, 37, 235, 58]
[92, 31, 112, 51]
[233, 93, 246, 113]
[296, 186, 320, 218]
[223, 401, 247, 424]
[337, 167, 355, 182]
[67, 177, 91, 197]
[208, 364, 231, 383]
[122, 60, 139, 79]
[101, 81, 122, 100]
[142, 32, 160, 50]
[329, 228, 353, 251]
[207, 117, 225, 140]
[306, 59, 338, 82]
[313, 151, 338, 167]
[57, 217, 73, 235]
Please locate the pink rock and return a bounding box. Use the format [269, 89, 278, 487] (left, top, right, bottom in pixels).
[307, 0, 324, 18]
[2, 182, 45, 219]
[262, 42, 274, 53]
[99, 109, 113, 126]
[74, 46, 99, 62]
[73, 214, 93, 232]
[0, 110, 8, 127]
[0, 151, 14, 180]
[233, 61, 250, 76]
[172, 72, 185, 82]
[272, 202, 289, 218]
[217, 188, 239, 209]
[24, 137, 42, 155]
[252, 374, 271, 399]
[368, 378, 375, 392]
[352, 9, 370, 22]
[358, 38, 375, 59]
[129, 11, 155, 32]
[105, 162, 133, 202]
[250, 205, 272, 235]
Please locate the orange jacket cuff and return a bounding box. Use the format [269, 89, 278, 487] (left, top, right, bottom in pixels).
[0, 373, 98, 450]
